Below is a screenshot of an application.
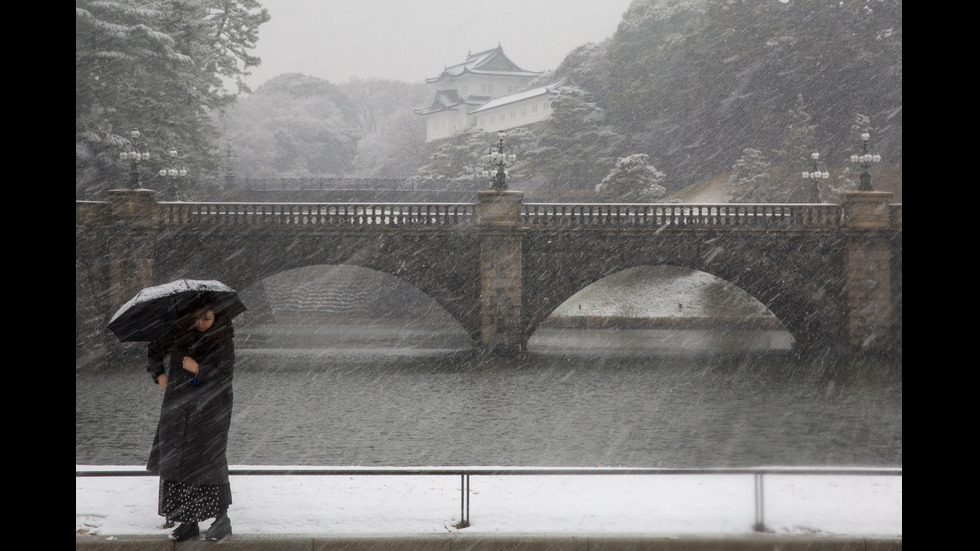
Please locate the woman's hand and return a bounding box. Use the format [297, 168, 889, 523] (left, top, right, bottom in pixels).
[182, 356, 199, 376]
[157, 373, 168, 391]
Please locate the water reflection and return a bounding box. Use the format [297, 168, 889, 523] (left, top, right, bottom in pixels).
[530, 327, 793, 355]
[76, 335, 901, 469]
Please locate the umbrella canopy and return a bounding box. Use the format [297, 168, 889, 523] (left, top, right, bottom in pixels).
[107, 279, 247, 343]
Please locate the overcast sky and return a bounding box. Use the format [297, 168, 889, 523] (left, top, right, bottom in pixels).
[242, 0, 635, 90]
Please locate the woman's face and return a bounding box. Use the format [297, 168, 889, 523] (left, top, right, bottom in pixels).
[193, 309, 215, 332]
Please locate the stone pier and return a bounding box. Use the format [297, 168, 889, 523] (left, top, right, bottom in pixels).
[476, 190, 524, 354]
[842, 191, 897, 356]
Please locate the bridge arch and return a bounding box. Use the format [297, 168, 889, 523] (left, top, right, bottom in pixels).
[232, 264, 472, 348]
[521, 231, 848, 355]
[526, 264, 794, 353]
[151, 227, 484, 344]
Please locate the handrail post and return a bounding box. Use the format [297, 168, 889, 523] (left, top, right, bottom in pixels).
[752, 473, 766, 532]
[455, 473, 471, 528]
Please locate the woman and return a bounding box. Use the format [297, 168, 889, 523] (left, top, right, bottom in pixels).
[146, 295, 236, 542]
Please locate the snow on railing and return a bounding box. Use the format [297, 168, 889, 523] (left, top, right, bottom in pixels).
[521, 203, 843, 228]
[157, 202, 477, 226]
[150, 202, 849, 229]
[76, 465, 900, 531]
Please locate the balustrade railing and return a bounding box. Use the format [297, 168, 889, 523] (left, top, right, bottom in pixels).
[62, 199, 874, 231]
[157, 202, 476, 227]
[152, 202, 846, 229]
[522, 203, 843, 228]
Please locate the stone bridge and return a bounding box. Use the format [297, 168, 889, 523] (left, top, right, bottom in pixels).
[76, 189, 901, 358]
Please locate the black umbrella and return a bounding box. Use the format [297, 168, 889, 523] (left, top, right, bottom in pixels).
[107, 279, 247, 343]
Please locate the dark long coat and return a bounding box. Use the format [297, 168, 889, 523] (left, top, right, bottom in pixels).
[146, 324, 235, 486]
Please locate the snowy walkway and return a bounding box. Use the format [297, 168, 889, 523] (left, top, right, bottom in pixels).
[76, 465, 901, 538]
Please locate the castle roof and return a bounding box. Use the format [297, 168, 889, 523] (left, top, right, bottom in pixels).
[468, 76, 571, 115]
[425, 44, 542, 84]
[413, 89, 489, 115]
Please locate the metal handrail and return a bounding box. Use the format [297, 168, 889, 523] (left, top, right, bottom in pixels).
[76, 465, 901, 530]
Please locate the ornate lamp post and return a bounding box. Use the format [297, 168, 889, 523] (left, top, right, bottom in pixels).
[801, 152, 829, 203]
[850, 132, 881, 191]
[158, 147, 188, 200]
[118, 127, 150, 188]
[482, 131, 517, 191]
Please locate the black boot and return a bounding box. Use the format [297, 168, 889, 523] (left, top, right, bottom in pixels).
[169, 522, 199, 541]
[206, 512, 232, 541]
[163, 516, 175, 529]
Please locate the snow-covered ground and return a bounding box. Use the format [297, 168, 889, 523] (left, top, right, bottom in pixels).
[76, 466, 901, 537]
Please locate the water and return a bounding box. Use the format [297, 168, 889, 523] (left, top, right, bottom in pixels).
[76, 328, 901, 468]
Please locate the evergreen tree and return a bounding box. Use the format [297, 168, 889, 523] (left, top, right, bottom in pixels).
[775, 95, 818, 175]
[519, 86, 625, 193]
[76, 0, 269, 198]
[416, 126, 538, 184]
[592, 0, 900, 192]
[729, 96, 821, 203]
[415, 127, 496, 181]
[595, 154, 667, 202]
[728, 148, 771, 203]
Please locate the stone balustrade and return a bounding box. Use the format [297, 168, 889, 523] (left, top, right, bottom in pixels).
[521, 203, 846, 228]
[157, 201, 477, 226]
[141, 201, 898, 230]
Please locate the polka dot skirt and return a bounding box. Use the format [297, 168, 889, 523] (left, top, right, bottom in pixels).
[158, 479, 232, 522]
